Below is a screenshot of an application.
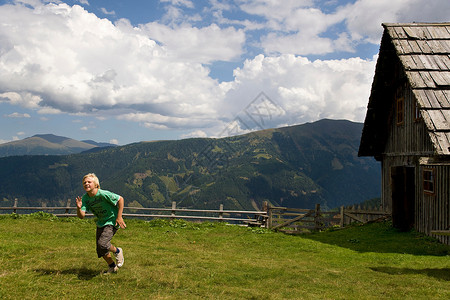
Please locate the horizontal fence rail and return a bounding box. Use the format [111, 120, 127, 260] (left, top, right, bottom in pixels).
[0, 199, 390, 231]
[0, 199, 267, 225]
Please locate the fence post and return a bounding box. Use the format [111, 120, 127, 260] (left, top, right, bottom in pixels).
[65, 199, 71, 215]
[340, 206, 344, 227]
[314, 203, 321, 231]
[13, 198, 18, 214]
[219, 204, 224, 221]
[267, 204, 273, 229]
[171, 201, 176, 219]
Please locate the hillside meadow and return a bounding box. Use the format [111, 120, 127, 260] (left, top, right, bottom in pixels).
[0, 213, 449, 299]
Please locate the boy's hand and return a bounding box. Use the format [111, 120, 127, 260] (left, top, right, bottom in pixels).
[116, 217, 126, 229]
[75, 196, 85, 219]
[76, 196, 82, 209]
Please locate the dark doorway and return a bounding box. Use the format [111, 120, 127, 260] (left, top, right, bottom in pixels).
[391, 166, 415, 231]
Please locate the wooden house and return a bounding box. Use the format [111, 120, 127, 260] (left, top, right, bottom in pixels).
[359, 23, 450, 245]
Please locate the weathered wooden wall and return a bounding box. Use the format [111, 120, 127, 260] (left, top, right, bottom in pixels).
[381, 73, 449, 244]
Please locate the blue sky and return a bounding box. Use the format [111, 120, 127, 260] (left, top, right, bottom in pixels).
[0, 0, 449, 145]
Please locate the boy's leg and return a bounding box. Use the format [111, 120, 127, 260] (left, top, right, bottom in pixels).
[102, 252, 115, 265]
[96, 225, 118, 261]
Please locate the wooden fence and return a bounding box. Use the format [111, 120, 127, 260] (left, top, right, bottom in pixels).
[0, 198, 265, 225]
[0, 198, 390, 231]
[266, 204, 390, 233]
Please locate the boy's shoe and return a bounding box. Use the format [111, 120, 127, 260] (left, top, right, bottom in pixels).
[103, 265, 118, 274]
[115, 247, 124, 267]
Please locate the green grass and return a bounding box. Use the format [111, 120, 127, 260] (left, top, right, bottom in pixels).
[0, 213, 449, 299]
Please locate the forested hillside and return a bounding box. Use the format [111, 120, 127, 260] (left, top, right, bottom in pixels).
[0, 119, 380, 210]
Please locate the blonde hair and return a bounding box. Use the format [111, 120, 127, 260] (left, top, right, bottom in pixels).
[82, 173, 100, 189]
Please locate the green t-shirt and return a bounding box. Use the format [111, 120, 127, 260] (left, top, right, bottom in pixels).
[81, 189, 120, 227]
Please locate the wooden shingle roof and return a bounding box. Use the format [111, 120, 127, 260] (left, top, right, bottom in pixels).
[359, 23, 450, 157]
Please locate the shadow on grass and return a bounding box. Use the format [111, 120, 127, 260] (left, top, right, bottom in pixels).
[370, 267, 450, 281]
[302, 222, 450, 256]
[34, 267, 99, 280]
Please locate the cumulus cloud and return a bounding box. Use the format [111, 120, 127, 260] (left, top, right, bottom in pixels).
[4, 112, 31, 118]
[238, 0, 450, 55]
[141, 23, 246, 63]
[221, 54, 377, 130]
[0, 1, 226, 122]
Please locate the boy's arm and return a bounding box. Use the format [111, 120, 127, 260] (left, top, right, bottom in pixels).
[115, 196, 126, 229]
[76, 196, 85, 219]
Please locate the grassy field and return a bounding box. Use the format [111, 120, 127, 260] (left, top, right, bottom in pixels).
[0, 213, 449, 299]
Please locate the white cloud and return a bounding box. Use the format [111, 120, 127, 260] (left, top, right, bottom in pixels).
[180, 130, 208, 139]
[141, 22, 246, 63]
[0, 92, 41, 109]
[0, 2, 226, 121]
[4, 112, 31, 118]
[160, 0, 194, 9]
[100, 7, 115, 16]
[221, 54, 377, 129]
[340, 0, 450, 44]
[238, 0, 450, 55]
[109, 138, 119, 145]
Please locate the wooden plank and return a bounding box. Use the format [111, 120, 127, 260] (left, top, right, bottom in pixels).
[408, 40, 422, 53]
[392, 40, 405, 54]
[427, 26, 450, 39]
[426, 40, 446, 53]
[399, 40, 413, 54]
[422, 90, 441, 108]
[416, 40, 432, 53]
[406, 71, 427, 88]
[403, 26, 421, 39]
[432, 55, 450, 70]
[413, 90, 432, 108]
[431, 90, 450, 108]
[271, 210, 314, 230]
[418, 55, 439, 70]
[427, 110, 450, 130]
[344, 212, 365, 223]
[443, 90, 450, 105]
[439, 40, 450, 53]
[445, 132, 450, 154]
[429, 71, 450, 87]
[419, 71, 436, 88]
[400, 55, 418, 70]
[410, 55, 425, 69]
[394, 27, 408, 39]
[386, 27, 399, 39]
[421, 110, 438, 131]
[434, 132, 450, 155]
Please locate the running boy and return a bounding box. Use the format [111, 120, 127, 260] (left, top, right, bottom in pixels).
[76, 173, 126, 274]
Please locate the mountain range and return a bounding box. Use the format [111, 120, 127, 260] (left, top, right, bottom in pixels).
[0, 119, 380, 210]
[0, 134, 116, 157]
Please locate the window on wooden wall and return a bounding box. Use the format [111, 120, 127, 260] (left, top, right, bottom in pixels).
[423, 168, 435, 195]
[396, 87, 405, 125]
[414, 100, 422, 122]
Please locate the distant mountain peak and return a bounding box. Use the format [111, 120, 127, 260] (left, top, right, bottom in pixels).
[0, 134, 116, 157]
[31, 134, 70, 144]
